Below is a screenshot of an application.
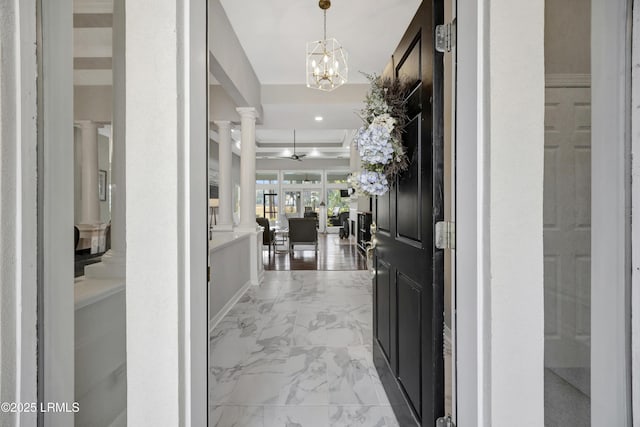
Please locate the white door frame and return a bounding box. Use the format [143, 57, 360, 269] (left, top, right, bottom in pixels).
[35, 0, 209, 425]
[39, 1, 76, 426]
[0, 1, 39, 426]
[632, 1, 640, 422]
[591, 0, 633, 424]
[454, 0, 490, 423]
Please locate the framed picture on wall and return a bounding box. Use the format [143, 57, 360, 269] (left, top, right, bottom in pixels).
[99, 169, 107, 201]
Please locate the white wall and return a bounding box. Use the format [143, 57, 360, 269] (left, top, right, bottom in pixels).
[126, 0, 180, 422]
[208, 0, 262, 117]
[126, 0, 208, 424]
[0, 1, 38, 425]
[74, 290, 126, 426]
[74, 86, 112, 123]
[210, 84, 240, 122]
[545, 0, 590, 74]
[488, 0, 545, 426]
[209, 236, 252, 322]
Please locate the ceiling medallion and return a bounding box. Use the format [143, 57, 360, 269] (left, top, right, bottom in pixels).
[306, 0, 348, 91]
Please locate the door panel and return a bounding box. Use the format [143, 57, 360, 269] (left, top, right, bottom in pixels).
[376, 259, 392, 359]
[397, 37, 421, 82]
[397, 274, 423, 417]
[377, 192, 391, 232]
[372, 1, 444, 426]
[397, 113, 422, 242]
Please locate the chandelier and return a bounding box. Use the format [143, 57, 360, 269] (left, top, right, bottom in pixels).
[306, 0, 348, 91]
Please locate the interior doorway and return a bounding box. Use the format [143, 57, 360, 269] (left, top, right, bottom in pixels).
[544, 0, 633, 424]
[543, 2, 592, 424]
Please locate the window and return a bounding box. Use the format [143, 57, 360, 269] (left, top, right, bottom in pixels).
[256, 172, 278, 185]
[326, 189, 350, 225]
[284, 190, 320, 216]
[282, 172, 321, 185]
[256, 189, 278, 220]
[326, 171, 350, 184]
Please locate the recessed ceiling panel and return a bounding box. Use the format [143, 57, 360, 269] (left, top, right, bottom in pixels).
[219, 0, 421, 85]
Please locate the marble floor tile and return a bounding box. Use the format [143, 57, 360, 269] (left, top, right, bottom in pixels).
[209, 405, 263, 427]
[263, 406, 330, 427]
[228, 346, 328, 405]
[329, 405, 399, 427]
[255, 310, 297, 351]
[209, 271, 397, 426]
[326, 347, 380, 405]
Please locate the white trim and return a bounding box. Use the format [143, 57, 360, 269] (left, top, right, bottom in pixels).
[455, 0, 489, 424]
[544, 73, 591, 88]
[73, 277, 125, 310]
[591, 0, 633, 424]
[632, 0, 640, 421]
[40, 1, 76, 425]
[208, 280, 251, 334]
[179, 0, 209, 424]
[0, 1, 39, 425]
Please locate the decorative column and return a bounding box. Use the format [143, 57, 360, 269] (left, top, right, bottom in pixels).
[348, 133, 360, 236]
[78, 120, 100, 224]
[235, 107, 263, 285]
[86, 0, 125, 278]
[236, 107, 258, 231]
[213, 120, 233, 231]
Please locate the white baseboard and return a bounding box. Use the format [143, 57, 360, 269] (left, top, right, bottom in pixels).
[208, 280, 251, 334]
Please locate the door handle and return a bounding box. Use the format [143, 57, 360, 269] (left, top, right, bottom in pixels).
[366, 222, 377, 276]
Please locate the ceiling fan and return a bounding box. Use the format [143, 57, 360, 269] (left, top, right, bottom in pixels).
[284, 129, 306, 161]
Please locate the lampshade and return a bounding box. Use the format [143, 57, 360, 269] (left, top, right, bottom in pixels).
[306, 0, 348, 91]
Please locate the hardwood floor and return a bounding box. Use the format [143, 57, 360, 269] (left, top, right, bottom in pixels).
[263, 233, 367, 271]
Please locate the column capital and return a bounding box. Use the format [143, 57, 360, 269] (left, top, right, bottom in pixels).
[236, 107, 258, 119]
[214, 120, 232, 130]
[75, 120, 99, 129]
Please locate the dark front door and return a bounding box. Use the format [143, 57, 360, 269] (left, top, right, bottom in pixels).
[372, 1, 444, 425]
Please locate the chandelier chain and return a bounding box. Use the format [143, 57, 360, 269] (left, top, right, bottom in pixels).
[323, 10, 327, 43]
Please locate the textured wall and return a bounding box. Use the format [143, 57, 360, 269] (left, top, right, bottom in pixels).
[489, 0, 545, 425]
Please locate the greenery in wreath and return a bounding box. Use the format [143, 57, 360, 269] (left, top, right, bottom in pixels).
[351, 73, 409, 197]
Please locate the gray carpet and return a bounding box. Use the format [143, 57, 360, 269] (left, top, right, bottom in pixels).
[544, 368, 590, 427]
